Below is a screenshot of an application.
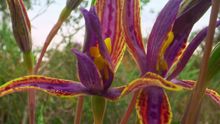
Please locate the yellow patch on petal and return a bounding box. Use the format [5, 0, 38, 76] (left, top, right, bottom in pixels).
[94, 57, 106, 70]
[104, 38, 112, 53]
[90, 46, 101, 58]
[89, 38, 112, 80]
[89, 37, 112, 58]
[157, 31, 174, 71]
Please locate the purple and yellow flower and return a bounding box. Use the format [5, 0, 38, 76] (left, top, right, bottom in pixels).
[123, 0, 220, 123]
[0, 1, 183, 100]
[1, 0, 220, 123]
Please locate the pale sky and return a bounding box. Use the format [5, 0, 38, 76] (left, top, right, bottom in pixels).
[27, 0, 211, 49]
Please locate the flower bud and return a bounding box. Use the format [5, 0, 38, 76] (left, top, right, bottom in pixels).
[7, 0, 32, 53]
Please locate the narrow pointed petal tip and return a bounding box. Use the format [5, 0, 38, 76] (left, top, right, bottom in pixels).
[80, 7, 99, 54]
[172, 79, 220, 106]
[136, 89, 172, 124]
[81, 7, 111, 65]
[0, 75, 88, 97]
[168, 21, 220, 79]
[72, 49, 104, 91]
[165, 0, 211, 69]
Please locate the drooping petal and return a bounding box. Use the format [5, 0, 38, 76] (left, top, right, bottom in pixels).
[96, 0, 126, 71]
[120, 72, 182, 97]
[136, 89, 172, 124]
[146, 0, 182, 72]
[123, 0, 147, 73]
[206, 89, 220, 106]
[164, 0, 211, 69]
[167, 21, 220, 80]
[102, 73, 182, 100]
[172, 79, 220, 106]
[0, 75, 88, 97]
[72, 49, 104, 91]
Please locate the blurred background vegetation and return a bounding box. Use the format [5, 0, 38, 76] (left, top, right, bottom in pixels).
[0, 0, 220, 124]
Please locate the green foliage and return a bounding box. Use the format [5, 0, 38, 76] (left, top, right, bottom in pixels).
[207, 42, 220, 81]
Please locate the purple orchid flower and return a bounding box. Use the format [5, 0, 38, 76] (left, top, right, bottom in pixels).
[1, 0, 219, 123]
[123, 0, 220, 123]
[0, 0, 186, 104]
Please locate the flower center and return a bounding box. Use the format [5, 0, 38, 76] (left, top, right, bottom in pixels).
[89, 38, 112, 80]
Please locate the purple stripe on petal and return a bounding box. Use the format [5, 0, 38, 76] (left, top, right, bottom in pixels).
[172, 79, 220, 106]
[81, 8, 99, 55]
[165, 0, 211, 69]
[81, 7, 112, 68]
[72, 49, 104, 91]
[144, 87, 166, 124]
[136, 88, 172, 124]
[97, 0, 117, 40]
[96, 0, 126, 71]
[0, 75, 88, 97]
[123, 0, 147, 73]
[88, 7, 112, 66]
[146, 0, 182, 72]
[167, 21, 220, 80]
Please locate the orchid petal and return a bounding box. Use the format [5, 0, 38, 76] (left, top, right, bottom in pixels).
[172, 79, 220, 106]
[72, 49, 104, 91]
[102, 72, 182, 100]
[116, 73, 181, 122]
[146, 0, 182, 72]
[0, 75, 88, 97]
[96, 0, 126, 71]
[81, 7, 111, 65]
[120, 72, 182, 97]
[136, 90, 172, 124]
[165, 0, 211, 69]
[100, 62, 114, 90]
[123, 0, 147, 73]
[81, 7, 100, 55]
[167, 21, 220, 80]
[102, 86, 124, 100]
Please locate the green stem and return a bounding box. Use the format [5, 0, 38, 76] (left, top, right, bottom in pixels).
[91, 96, 106, 124]
[23, 51, 35, 124]
[182, 1, 220, 123]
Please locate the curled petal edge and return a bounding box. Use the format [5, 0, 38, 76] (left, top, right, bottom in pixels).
[119, 72, 182, 97]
